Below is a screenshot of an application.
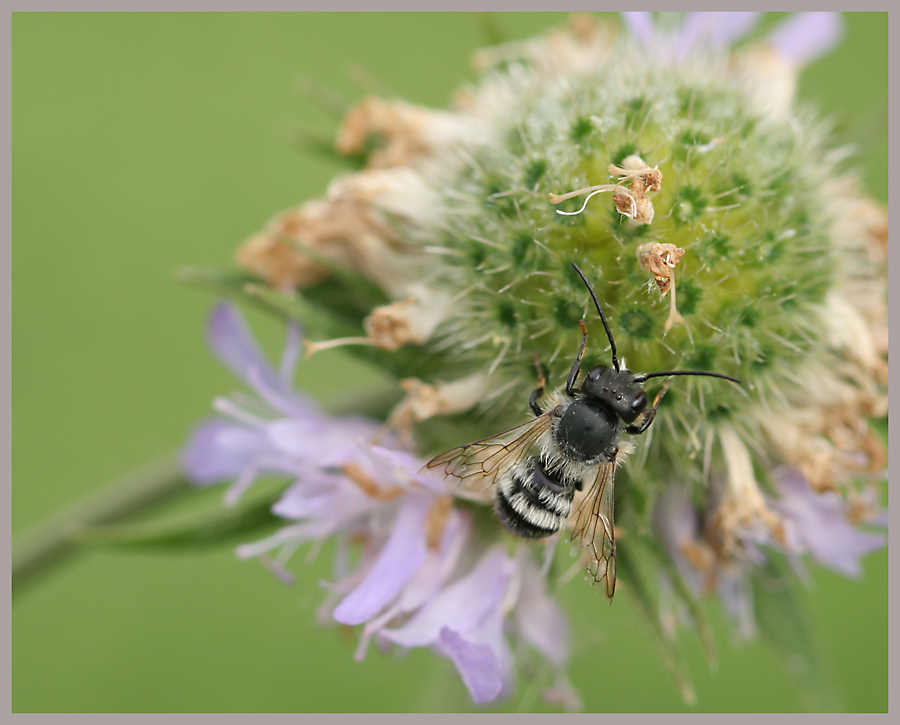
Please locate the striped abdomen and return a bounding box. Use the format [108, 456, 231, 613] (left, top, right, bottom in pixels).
[495, 456, 578, 539]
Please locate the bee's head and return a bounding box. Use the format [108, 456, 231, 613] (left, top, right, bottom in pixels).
[582, 365, 648, 423]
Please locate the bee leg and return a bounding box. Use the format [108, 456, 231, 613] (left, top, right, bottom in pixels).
[624, 380, 671, 435]
[530, 354, 547, 416]
[565, 320, 589, 397]
[529, 387, 544, 416]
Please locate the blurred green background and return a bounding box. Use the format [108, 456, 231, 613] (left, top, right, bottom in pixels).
[12, 12, 887, 713]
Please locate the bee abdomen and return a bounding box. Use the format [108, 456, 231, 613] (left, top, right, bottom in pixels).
[495, 457, 576, 539]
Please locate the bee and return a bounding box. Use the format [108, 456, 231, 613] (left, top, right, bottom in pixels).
[425, 263, 740, 599]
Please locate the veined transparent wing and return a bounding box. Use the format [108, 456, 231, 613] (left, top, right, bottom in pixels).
[423, 413, 554, 503]
[569, 460, 618, 599]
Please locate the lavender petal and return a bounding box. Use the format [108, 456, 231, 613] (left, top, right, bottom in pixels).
[278, 319, 303, 383]
[717, 564, 756, 639]
[678, 12, 760, 50]
[767, 12, 843, 66]
[207, 303, 278, 387]
[652, 485, 705, 594]
[620, 12, 655, 49]
[368, 444, 446, 494]
[514, 549, 569, 668]
[773, 469, 886, 578]
[332, 490, 433, 626]
[182, 418, 271, 484]
[235, 521, 320, 560]
[438, 627, 504, 704]
[379, 545, 514, 648]
[207, 303, 314, 416]
[273, 472, 375, 532]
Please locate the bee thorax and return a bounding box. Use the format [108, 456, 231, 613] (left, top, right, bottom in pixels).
[555, 399, 619, 462]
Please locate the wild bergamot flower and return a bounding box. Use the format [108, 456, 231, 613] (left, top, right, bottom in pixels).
[183, 12, 886, 709]
[183, 302, 574, 705]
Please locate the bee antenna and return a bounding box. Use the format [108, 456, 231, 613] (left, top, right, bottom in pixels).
[571, 262, 619, 372]
[633, 370, 742, 385]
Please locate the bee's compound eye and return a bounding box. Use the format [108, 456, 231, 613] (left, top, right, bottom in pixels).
[632, 391, 648, 412]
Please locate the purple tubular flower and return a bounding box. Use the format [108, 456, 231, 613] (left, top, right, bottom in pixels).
[513, 546, 569, 668]
[182, 419, 272, 485]
[677, 12, 760, 50]
[183, 302, 571, 706]
[379, 544, 517, 703]
[653, 469, 886, 638]
[349, 493, 472, 661]
[439, 628, 504, 704]
[652, 485, 757, 637]
[620, 11, 843, 68]
[182, 302, 384, 507]
[652, 486, 706, 593]
[619, 11, 655, 48]
[766, 12, 843, 66]
[332, 489, 434, 626]
[205, 302, 314, 418]
[621, 11, 760, 60]
[770, 468, 886, 578]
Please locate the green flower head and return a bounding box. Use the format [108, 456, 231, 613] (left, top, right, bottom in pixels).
[212, 11, 886, 707]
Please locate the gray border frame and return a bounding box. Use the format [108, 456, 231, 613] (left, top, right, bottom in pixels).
[5, 2, 895, 720]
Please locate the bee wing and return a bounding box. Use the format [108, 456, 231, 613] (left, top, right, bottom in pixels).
[423, 413, 554, 503]
[569, 460, 617, 599]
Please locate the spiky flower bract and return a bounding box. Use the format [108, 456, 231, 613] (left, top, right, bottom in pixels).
[190, 12, 886, 710]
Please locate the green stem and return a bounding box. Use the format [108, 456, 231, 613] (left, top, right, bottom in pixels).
[12, 454, 191, 596]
